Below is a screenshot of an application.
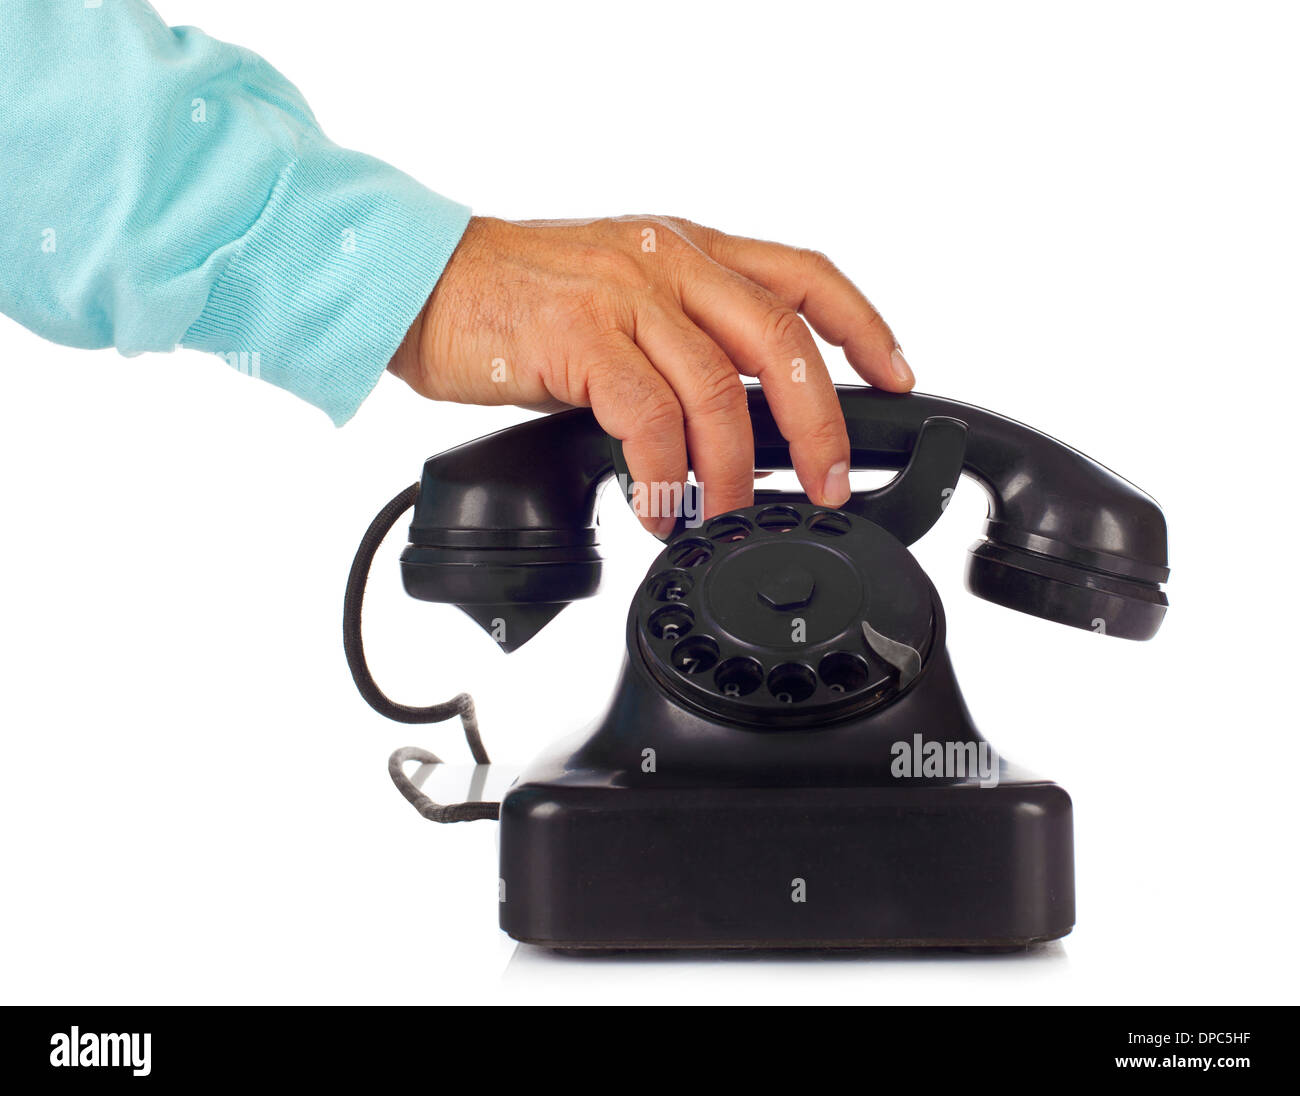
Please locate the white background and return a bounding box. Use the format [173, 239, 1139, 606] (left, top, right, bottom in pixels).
[1, 0, 1296, 1005]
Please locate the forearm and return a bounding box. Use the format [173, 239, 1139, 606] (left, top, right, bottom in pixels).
[0, 0, 470, 424]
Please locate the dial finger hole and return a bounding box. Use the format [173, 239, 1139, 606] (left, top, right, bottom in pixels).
[819, 651, 871, 693]
[649, 605, 694, 641]
[807, 511, 851, 537]
[646, 569, 694, 602]
[671, 635, 719, 675]
[706, 515, 752, 543]
[756, 505, 802, 533]
[713, 657, 764, 698]
[767, 662, 816, 703]
[668, 538, 713, 568]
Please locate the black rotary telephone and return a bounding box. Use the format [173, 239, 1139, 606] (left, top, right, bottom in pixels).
[345, 386, 1168, 949]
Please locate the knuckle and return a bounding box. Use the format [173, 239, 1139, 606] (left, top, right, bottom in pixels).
[618, 213, 684, 243]
[666, 215, 710, 245]
[645, 217, 710, 266]
[645, 213, 686, 234]
[692, 366, 747, 419]
[801, 416, 847, 455]
[593, 246, 646, 286]
[797, 246, 838, 274]
[590, 366, 681, 450]
[695, 223, 726, 256]
[762, 305, 808, 351]
[655, 224, 695, 259]
[635, 389, 685, 437]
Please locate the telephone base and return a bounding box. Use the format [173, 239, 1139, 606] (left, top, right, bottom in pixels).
[498, 777, 1074, 950]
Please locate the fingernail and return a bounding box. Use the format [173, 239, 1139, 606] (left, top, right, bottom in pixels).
[822, 461, 851, 507]
[890, 347, 915, 387]
[654, 515, 678, 540]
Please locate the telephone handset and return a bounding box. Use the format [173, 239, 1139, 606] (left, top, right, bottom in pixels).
[345, 386, 1169, 948]
[395, 386, 1166, 645]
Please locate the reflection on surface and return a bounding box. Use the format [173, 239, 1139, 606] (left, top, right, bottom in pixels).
[507, 940, 1067, 968]
[407, 760, 492, 803]
[400, 761, 517, 805]
[502, 937, 1069, 999]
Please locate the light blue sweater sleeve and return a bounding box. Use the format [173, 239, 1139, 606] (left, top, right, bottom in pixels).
[0, 1, 471, 425]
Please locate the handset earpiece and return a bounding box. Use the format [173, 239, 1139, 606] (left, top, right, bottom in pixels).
[399, 409, 615, 651]
[713, 386, 1169, 640]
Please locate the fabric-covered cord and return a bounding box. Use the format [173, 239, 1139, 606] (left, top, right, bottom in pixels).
[344, 483, 499, 822]
[387, 746, 499, 824]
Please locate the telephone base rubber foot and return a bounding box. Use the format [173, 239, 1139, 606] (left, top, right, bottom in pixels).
[499, 779, 1074, 950]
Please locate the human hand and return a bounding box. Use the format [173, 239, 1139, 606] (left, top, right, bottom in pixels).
[389, 215, 914, 535]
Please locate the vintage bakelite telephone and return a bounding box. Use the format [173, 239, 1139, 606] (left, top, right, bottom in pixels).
[344, 386, 1169, 949]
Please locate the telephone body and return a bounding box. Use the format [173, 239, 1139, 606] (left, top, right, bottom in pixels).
[349, 386, 1169, 949]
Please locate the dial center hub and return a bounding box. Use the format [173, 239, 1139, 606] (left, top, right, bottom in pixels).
[706, 540, 862, 650]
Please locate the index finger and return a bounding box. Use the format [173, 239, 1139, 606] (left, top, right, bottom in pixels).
[681, 227, 914, 392]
